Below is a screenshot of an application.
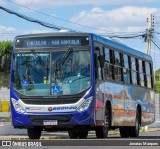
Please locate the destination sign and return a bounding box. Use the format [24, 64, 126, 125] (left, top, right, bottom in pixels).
[15, 36, 89, 48]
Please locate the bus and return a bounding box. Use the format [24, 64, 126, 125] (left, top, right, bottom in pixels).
[10, 32, 155, 139]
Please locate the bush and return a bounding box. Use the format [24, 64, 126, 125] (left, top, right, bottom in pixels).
[0, 41, 12, 89]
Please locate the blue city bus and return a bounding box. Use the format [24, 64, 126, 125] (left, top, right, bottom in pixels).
[10, 32, 155, 139]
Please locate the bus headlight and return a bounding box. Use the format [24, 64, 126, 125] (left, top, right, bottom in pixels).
[77, 96, 92, 112]
[12, 98, 26, 113]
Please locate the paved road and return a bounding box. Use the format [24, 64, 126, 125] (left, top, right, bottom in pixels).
[1, 124, 160, 139]
[1, 125, 160, 148]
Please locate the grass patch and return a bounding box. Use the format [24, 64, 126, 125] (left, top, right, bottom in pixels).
[0, 117, 11, 122]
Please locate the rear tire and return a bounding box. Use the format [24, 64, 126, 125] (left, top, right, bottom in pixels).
[119, 111, 140, 138]
[119, 127, 130, 138]
[130, 112, 140, 137]
[27, 127, 42, 139]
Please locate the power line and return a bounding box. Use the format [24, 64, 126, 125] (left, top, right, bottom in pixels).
[99, 30, 146, 38]
[5, 0, 115, 33]
[0, 5, 77, 32]
[151, 38, 160, 50]
[108, 33, 145, 39]
[153, 35, 160, 46]
[3, 0, 150, 36]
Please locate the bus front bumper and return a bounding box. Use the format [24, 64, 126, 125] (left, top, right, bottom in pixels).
[11, 110, 95, 128]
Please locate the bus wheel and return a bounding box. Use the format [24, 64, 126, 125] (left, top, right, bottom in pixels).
[96, 126, 108, 138]
[130, 112, 140, 137]
[77, 130, 88, 139]
[95, 111, 109, 138]
[119, 127, 129, 138]
[68, 130, 78, 139]
[27, 127, 42, 139]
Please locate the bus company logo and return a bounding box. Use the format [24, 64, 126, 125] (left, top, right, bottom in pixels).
[52, 106, 77, 111]
[48, 107, 53, 112]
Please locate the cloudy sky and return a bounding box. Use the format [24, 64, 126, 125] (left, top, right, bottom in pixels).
[0, 0, 160, 69]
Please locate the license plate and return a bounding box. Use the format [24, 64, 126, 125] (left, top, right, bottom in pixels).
[43, 120, 58, 126]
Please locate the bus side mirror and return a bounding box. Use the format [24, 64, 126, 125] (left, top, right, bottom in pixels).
[98, 55, 105, 68]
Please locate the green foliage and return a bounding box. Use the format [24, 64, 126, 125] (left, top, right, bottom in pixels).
[0, 72, 10, 89]
[0, 40, 12, 56]
[155, 69, 160, 74]
[0, 41, 12, 89]
[155, 69, 160, 93]
[155, 81, 160, 93]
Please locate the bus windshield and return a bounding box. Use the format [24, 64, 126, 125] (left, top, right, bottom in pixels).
[13, 49, 91, 96]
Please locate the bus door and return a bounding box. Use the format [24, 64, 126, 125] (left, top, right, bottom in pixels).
[94, 45, 106, 126]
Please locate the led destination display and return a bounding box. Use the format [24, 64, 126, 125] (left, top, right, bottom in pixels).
[15, 36, 90, 48]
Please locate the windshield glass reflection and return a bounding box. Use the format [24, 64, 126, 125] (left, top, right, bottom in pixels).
[13, 50, 91, 96]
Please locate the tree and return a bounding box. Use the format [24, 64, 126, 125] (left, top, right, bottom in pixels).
[155, 69, 160, 93]
[0, 41, 12, 88]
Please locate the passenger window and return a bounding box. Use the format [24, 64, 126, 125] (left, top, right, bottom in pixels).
[104, 48, 110, 63]
[114, 51, 121, 66]
[104, 48, 113, 80]
[123, 54, 131, 84]
[139, 60, 143, 73]
[145, 62, 152, 88]
[131, 57, 136, 71]
[114, 51, 122, 81]
[140, 73, 145, 87]
[131, 57, 138, 85]
[132, 71, 137, 85]
[123, 54, 129, 69]
[104, 63, 113, 80]
[138, 60, 145, 87]
[145, 62, 151, 75]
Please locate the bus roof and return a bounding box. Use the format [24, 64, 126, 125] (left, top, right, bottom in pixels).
[91, 33, 152, 62]
[15, 32, 152, 62]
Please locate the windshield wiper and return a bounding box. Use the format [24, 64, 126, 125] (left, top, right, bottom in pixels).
[55, 48, 73, 72]
[31, 49, 46, 67]
[31, 49, 50, 80]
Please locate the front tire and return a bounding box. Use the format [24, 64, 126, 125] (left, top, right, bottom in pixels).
[78, 130, 88, 139]
[96, 126, 108, 138]
[95, 110, 109, 138]
[27, 127, 42, 139]
[68, 130, 88, 139]
[68, 130, 78, 139]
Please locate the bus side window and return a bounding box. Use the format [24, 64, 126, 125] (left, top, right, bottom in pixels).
[131, 57, 138, 85]
[123, 54, 131, 84]
[145, 62, 152, 89]
[139, 60, 145, 87]
[94, 47, 102, 80]
[104, 48, 113, 80]
[114, 51, 122, 81]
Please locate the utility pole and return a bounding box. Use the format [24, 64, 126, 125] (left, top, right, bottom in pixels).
[146, 14, 153, 55]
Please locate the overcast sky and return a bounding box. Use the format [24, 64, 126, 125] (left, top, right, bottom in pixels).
[0, 0, 160, 69]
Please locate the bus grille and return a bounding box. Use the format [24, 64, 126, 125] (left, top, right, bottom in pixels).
[22, 98, 79, 105]
[28, 115, 72, 125]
